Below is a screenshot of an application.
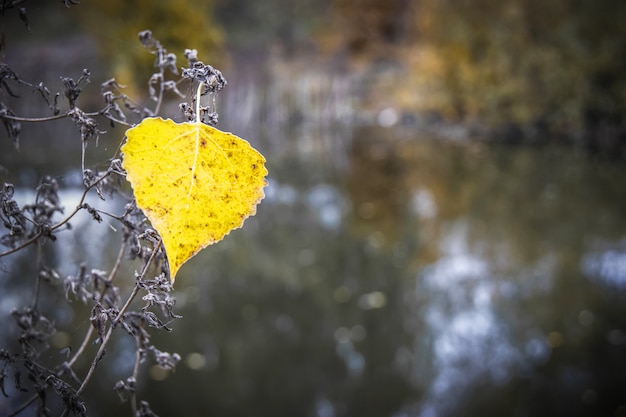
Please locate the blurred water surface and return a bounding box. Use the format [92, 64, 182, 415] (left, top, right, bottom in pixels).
[2, 75, 626, 417]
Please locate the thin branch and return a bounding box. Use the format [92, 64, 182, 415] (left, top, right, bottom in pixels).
[86, 111, 133, 127]
[5, 396, 37, 417]
[51, 173, 110, 232]
[0, 113, 68, 122]
[0, 109, 132, 127]
[107, 239, 128, 285]
[130, 338, 143, 416]
[32, 243, 43, 309]
[0, 231, 42, 257]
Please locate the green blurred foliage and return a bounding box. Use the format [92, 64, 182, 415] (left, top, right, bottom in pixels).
[420, 0, 626, 132]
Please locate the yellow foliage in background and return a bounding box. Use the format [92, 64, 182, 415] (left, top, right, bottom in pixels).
[76, 0, 224, 95]
[411, 0, 589, 129]
[324, 0, 626, 133]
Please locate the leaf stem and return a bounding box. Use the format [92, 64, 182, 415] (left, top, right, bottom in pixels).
[153, 77, 164, 117]
[195, 81, 204, 124]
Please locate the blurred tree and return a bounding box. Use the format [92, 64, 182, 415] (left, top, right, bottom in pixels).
[412, 0, 626, 138]
[330, 0, 415, 54]
[321, 0, 626, 142]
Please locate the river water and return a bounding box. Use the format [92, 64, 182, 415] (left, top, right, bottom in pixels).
[1, 75, 626, 417]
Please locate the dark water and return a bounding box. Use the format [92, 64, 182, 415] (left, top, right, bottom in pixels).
[2, 103, 626, 416]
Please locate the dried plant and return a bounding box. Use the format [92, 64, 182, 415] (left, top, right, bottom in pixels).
[0, 8, 227, 416]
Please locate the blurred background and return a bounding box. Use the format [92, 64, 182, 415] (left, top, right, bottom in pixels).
[1, 0, 626, 416]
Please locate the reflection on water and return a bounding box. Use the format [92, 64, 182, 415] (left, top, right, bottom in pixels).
[583, 239, 626, 290]
[416, 221, 551, 417]
[2, 105, 626, 416]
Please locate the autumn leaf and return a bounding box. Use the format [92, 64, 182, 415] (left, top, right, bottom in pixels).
[121, 117, 267, 281]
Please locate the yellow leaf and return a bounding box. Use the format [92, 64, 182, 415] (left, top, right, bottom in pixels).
[121, 117, 267, 281]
